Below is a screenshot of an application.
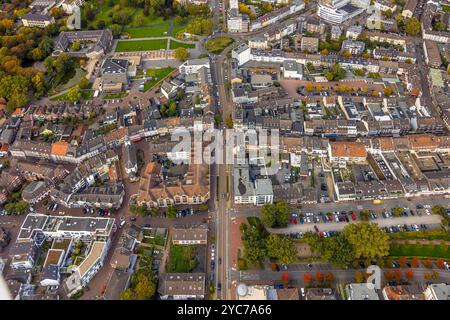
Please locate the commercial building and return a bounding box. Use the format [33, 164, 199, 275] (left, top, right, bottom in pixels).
[283, 60, 303, 79]
[233, 165, 274, 206]
[317, 0, 366, 24]
[232, 43, 252, 66]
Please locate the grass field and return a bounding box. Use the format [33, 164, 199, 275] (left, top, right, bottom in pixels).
[169, 40, 195, 49]
[143, 67, 175, 92]
[166, 244, 197, 273]
[390, 244, 450, 259]
[124, 26, 170, 38]
[115, 39, 168, 52]
[205, 36, 234, 54]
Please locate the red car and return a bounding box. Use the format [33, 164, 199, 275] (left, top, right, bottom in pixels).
[351, 213, 357, 221]
[328, 216, 332, 222]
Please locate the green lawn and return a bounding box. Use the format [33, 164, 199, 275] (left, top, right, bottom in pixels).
[390, 244, 450, 259]
[143, 67, 175, 92]
[169, 40, 195, 49]
[130, 11, 171, 27]
[166, 244, 197, 273]
[172, 24, 186, 37]
[124, 26, 170, 38]
[115, 39, 168, 52]
[205, 36, 234, 54]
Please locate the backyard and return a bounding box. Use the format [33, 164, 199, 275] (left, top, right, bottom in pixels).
[115, 39, 168, 52]
[166, 243, 197, 273]
[143, 67, 175, 92]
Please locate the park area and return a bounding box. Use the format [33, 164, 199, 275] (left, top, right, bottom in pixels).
[205, 36, 234, 54]
[143, 67, 175, 92]
[115, 39, 168, 52]
[389, 243, 450, 259]
[166, 243, 197, 273]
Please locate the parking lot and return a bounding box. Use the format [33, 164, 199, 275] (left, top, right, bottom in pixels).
[282, 203, 447, 236]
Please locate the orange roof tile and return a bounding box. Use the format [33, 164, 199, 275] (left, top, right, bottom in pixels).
[51, 141, 69, 156]
[330, 141, 367, 158]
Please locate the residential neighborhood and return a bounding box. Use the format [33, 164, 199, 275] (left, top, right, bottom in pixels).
[0, 0, 450, 306]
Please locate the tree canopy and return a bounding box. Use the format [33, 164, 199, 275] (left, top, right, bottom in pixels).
[261, 200, 290, 228]
[265, 234, 298, 265]
[343, 222, 389, 259]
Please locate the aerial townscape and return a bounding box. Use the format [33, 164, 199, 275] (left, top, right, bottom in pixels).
[0, 0, 450, 304]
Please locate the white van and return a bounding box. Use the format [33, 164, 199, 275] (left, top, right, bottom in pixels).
[119, 220, 126, 228]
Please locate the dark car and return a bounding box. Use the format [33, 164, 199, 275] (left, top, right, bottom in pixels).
[218, 283, 222, 291]
[314, 225, 319, 233]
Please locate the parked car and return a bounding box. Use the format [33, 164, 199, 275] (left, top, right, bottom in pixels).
[130, 217, 136, 221]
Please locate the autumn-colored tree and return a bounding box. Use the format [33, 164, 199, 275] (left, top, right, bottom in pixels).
[326, 272, 334, 283]
[436, 259, 445, 269]
[384, 270, 393, 281]
[320, 48, 329, 55]
[304, 272, 311, 286]
[306, 82, 314, 91]
[399, 257, 407, 268]
[423, 272, 431, 280]
[423, 260, 432, 268]
[316, 84, 322, 91]
[281, 272, 289, 285]
[432, 271, 439, 280]
[339, 84, 346, 93]
[373, 91, 379, 97]
[404, 269, 414, 281]
[394, 269, 402, 282]
[383, 87, 393, 96]
[341, 50, 352, 58]
[354, 271, 364, 283]
[411, 258, 419, 268]
[315, 271, 324, 283]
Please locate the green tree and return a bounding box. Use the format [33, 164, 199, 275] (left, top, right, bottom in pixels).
[405, 17, 421, 36]
[66, 86, 81, 104]
[174, 47, 190, 61]
[265, 234, 297, 265]
[151, 207, 158, 217]
[242, 226, 266, 265]
[78, 77, 90, 90]
[134, 273, 156, 300]
[214, 114, 223, 125]
[70, 41, 81, 51]
[134, 14, 145, 26]
[343, 222, 389, 259]
[260, 200, 290, 228]
[225, 113, 233, 129]
[166, 205, 177, 219]
[120, 289, 134, 300]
